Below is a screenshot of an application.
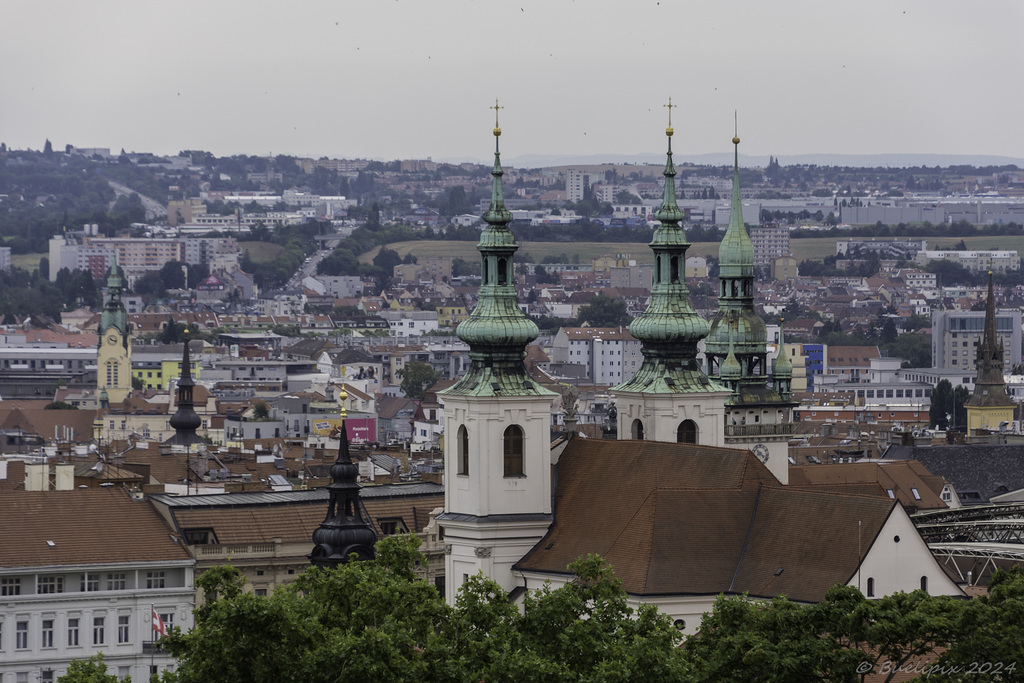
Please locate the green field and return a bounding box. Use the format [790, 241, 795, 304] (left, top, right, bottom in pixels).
[11, 252, 46, 272]
[238, 241, 285, 263]
[364, 234, 1024, 266]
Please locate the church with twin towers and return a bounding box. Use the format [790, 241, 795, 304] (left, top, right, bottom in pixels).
[434, 104, 957, 619]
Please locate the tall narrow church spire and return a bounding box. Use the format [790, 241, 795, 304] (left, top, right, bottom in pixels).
[706, 132, 767, 387]
[611, 106, 721, 395]
[441, 103, 548, 398]
[964, 271, 1015, 431]
[705, 129, 796, 482]
[436, 107, 556, 604]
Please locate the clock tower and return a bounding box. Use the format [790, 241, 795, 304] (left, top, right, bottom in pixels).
[97, 260, 132, 405]
[705, 133, 797, 483]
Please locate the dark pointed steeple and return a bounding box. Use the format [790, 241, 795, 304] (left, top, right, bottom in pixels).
[965, 272, 1014, 410]
[309, 422, 378, 567]
[612, 101, 725, 395]
[165, 328, 205, 447]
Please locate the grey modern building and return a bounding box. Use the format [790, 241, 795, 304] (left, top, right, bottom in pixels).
[931, 309, 1022, 373]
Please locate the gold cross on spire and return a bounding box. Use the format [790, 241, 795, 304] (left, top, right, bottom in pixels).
[664, 98, 676, 136]
[492, 98, 503, 136]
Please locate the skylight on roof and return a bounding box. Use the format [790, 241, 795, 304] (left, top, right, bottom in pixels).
[46, 540, 56, 547]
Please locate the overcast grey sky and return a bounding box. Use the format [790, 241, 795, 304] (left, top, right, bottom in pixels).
[2, 0, 1022, 163]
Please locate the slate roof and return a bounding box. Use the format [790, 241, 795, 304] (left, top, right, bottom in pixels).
[516, 438, 897, 602]
[0, 488, 192, 568]
[150, 483, 444, 544]
[882, 444, 1024, 504]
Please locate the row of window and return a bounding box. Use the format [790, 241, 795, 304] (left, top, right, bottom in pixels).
[0, 572, 164, 596]
[864, 575, 929, 597]
[0, 613, 171, 651]
[630, 419, 698, 444]
[854, 388, 931, 399]
[456, 425, 524, 477]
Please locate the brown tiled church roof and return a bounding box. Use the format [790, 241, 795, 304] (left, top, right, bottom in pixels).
[516, 438, 896, 603]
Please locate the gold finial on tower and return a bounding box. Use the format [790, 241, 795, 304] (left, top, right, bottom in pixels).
[664, 97, 676, 136]
[733, 110, 740, 145]
[492, 98, 503, 137]
[338, 367, 349, 419]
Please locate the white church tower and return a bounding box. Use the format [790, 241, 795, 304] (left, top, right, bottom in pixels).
[437, 105, 557, 604]
[610, 103, 730, 445]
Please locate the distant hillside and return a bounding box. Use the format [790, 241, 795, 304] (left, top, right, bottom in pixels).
[442, 152, 1024, 170]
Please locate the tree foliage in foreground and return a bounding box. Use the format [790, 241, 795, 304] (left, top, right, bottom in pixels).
[160, 535, 689, 683]
[148, 535, 1024, 683]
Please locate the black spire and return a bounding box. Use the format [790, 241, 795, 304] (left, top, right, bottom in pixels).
[165, 329, 205, 447]
[309, 423, 378, 567]
[965, 272, 1014, 410]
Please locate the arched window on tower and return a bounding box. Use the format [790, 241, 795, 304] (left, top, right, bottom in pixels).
[503, 425, 524, 477]
[631, 419, 644, 440]
[482, 258, 489, 284]
[677, 420, 697, 444]
[106, 360, 118, 388]
[457, 425, 469, 475]
[497, 258, 507, 285]
[655, 256, 662, 283]
[670, 256, 679, 283]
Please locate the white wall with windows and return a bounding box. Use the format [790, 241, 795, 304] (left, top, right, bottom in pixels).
[0, 561, 193, 682]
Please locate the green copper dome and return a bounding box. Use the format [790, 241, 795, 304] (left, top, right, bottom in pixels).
[612, 119, 725, 395]
[99, 259, 129, 339]
[440, 114, 552, 399]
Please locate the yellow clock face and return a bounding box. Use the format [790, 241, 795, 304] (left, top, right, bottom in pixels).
[107, 334, 119, 346]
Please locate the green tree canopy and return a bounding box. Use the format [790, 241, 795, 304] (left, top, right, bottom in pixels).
[58, 653, 125, 683]
[400, 361, 441, 400]
[578, 293, 633, 328]
[161, 536, 690, 683]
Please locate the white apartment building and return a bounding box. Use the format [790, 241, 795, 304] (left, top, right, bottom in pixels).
[915, 250, 1020, 273]
[378, 311, 440, 337]
[0, 484, 194, 682]
[748, 224, 791, 267]
[550, 327, 641, 385]
[565, 169, 590, 203]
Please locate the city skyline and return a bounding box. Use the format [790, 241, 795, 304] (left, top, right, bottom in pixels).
[3, 0, 1023, 163]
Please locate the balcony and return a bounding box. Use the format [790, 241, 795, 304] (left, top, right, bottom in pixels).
[724, 423, 796, 438]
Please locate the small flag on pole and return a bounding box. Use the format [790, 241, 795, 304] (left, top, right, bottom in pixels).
[153, 610, 167, 638]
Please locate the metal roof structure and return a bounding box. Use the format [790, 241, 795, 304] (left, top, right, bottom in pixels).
[913, 503, 1024, 584]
